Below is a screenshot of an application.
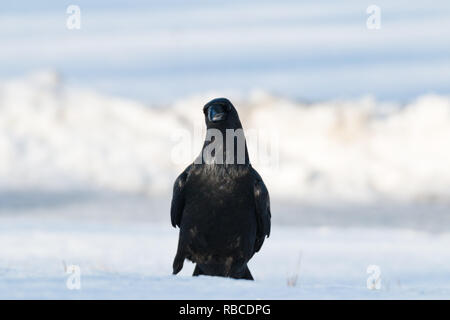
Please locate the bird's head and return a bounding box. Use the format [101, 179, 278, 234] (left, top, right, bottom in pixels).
[203, 98, 242, 130]
[199, 98, 249, 166]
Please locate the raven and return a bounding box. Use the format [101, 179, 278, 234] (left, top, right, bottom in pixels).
[171, 98, 271, 280]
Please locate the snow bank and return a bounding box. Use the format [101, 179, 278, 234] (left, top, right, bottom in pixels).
[1, 72, 449, 203]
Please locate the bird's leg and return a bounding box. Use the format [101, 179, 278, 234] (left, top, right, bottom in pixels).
[241, 265, 254, 280]
[229, 265, 254, 280]
[192, 264, 205, 276]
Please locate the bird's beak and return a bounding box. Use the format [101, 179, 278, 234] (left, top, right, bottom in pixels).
[208, 105, 226, 122]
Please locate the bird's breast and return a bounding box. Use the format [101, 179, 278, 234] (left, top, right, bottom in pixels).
[183, 168, 255, 229]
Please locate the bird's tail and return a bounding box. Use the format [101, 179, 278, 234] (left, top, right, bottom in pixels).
[172, 239, 186, 275]
[172, 252, 185, 275]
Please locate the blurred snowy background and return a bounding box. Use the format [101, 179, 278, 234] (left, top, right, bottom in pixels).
[0, 0, 450, 299]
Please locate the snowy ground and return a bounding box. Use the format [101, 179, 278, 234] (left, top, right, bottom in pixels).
[1, 0, 449, 300]
[1, 192, 449, 299]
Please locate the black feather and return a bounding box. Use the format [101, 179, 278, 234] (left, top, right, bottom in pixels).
[170, 167, 189, 227]
[170, 98, 271, 280]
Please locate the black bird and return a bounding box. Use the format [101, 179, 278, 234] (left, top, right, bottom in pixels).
[171, 98, 271, 280]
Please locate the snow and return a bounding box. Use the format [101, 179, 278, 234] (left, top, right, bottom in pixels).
[0, 192, 450, 299]
[1, 73, 450, 203]
[1, 74, 449, 299]
[1, 0, 449, 299]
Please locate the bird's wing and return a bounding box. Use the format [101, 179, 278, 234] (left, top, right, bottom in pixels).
[252, 169, 271, 253]
[170, 166, 190, 228]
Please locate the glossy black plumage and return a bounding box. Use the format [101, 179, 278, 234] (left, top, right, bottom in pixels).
[171, 98, 271, 280]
